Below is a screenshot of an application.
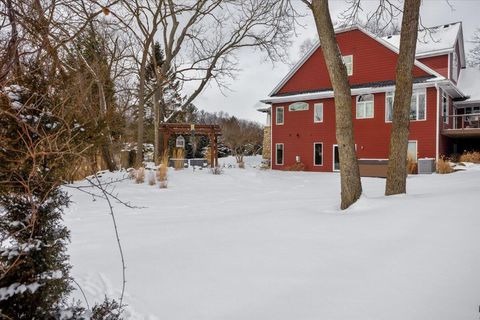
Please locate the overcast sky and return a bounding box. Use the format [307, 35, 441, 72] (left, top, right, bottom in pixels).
[190, 0, 480, 124]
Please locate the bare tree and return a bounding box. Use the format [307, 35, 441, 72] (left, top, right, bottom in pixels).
[385, 0, 421, 195]
[106, 0, 296, 166]
[468, 27, 480, 68]
[301, 0, 362, 210]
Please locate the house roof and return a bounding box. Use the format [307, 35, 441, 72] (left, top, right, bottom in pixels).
[382, 22, 465, 63]
[268, 25, 445, 97]
[456, 67, 480, 103]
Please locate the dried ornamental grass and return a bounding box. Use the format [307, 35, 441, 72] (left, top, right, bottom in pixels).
[173, 148, 185, 170]
[459, 151, 480, 164]
[158, 152, 168, 188]
[407, 156, 417, 174]
[437, 157, 454, 174]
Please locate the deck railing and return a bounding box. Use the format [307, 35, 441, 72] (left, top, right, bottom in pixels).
[445, 113, 480, 130]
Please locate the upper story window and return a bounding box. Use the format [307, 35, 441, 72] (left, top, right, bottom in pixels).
[385, 89, 426, 121]
[342, 55, 353, 76]
[314, 103, 323, 123]
[288, 102, 309, 111]
[410, 89, 426, 121]
[356, 94, 374, 119]
[442, 91, 449, 124]
[276, 106, 284, 125]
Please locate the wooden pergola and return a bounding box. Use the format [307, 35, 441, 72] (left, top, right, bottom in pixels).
[159, 123, 222, 167]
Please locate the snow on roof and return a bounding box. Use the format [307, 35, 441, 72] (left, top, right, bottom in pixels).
[382, 22, 461, 57]
[457, 67, 480, 102]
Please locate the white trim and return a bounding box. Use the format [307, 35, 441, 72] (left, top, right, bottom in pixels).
[262, 81, 440, 104]
[275, 106, 284, 125]
[275, 143, 284, 166]
[313, 142, 323, 166]
[267, 25, 445, 97]
[270, 106, 273, 169]
[435, 84, 440, 163]
[332, 144, 340, 172]
[448, 51, 451, 80]
[314, 103, 324, 123]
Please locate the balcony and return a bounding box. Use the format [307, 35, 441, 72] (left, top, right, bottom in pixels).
[442, 113, 480, 138]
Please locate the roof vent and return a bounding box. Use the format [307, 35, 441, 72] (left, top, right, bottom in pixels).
[443, 24, 450, 28]
[387, 35, 392, 39]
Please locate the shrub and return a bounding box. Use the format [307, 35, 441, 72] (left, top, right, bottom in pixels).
[135, 167, 145, 184]
[211, 166, 223, 175]
[459, 151, 480, 164]
[407, 156, 417, 174]
[286, 162, 305, 171]
[437, 157, 454, 174]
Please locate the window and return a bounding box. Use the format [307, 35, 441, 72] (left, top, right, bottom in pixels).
[314, 143, 323, 166]
[314, 103, 323, 123]
[342, 55, 353, 76]
[410, 89, 426, 121]
[276, 106, 284, 125]
[442, 91, 449, 124]
[407, 141, 418, 162]
[385, 91, 394, 122]
[356, 94, 374, 119]
[289, 102, 309, 111]
[385, 89, 426, 121]
[275, 143, 284, 165]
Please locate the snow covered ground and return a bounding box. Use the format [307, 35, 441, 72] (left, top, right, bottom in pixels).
[64, 157, 480, 320]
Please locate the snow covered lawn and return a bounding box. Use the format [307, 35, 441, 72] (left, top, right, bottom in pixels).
[65, 157, 480, 320]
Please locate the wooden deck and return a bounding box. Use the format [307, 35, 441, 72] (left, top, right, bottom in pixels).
[442, 128, 480, 138]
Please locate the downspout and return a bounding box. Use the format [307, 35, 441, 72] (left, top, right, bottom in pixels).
[435, 84, 440, 163]
[270, 105, 273, 169]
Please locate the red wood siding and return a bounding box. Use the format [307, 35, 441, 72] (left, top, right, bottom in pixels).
[419, 55, 448, 78]
[277, 30, 429, 95]
[271, 87, 439, 172]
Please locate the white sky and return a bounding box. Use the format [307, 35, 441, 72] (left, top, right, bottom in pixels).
[190, 0, 480, 124]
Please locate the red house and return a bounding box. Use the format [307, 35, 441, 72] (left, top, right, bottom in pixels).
[260, 22, 480, 172]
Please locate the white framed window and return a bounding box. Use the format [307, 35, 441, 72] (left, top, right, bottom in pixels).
[289, 102, 309, 111]
[385, 89, 426, 122]
[314, 103, 323, 123]
[410, 89, 426, 121]
[276, 106, 284, 125]
[275, 143, 284, 165]
[342, 55, 353, 76]
[356, 94, 374, 119]
[313, 143, 323, 166]
[442, 91, 449, 124]
[407, 141, 418, 162]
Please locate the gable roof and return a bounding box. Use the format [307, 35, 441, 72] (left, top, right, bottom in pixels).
[456, 67, 480, 103]
[269, 25, 447, 97]
[382, 22, 465, 63]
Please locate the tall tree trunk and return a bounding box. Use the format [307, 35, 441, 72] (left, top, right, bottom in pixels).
[385, 0, 421, 195]
[153, 87, 161, 164]
[97, 83, 117, 171]
[136, 73, 146, 168]
[310, 0, 362, 209]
